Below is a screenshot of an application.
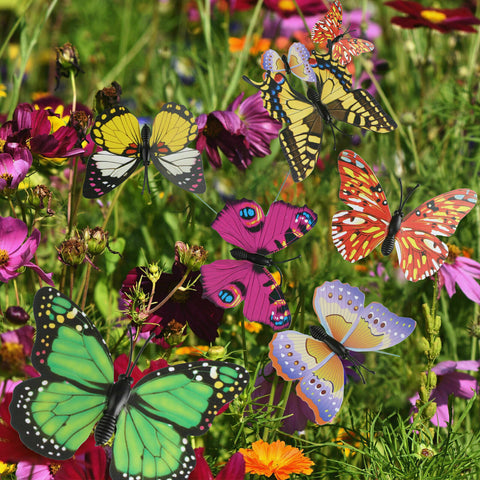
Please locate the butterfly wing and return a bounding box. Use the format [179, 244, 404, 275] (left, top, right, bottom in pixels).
[201, 259, 291, 329]
[83, 105, 143, 198]
[331, 150, 391, 262]
[210, 199, 317, 254]
[311, 0, 343, 47]
[332, 37, 375, 66]
[287, 43, 316, 82]
[396, 189, 478, 281]
[110, 361, 249, 480]
[269, 331, 344, 424]
[261, 49, 286, 75]
[313, 280, 416, 351]
[148, 102, 205, 193]
[10, 287, 113, 459]
[83, 151, 142, 198]
[313, 53, 396, 132]
[243, 72, 324, 182]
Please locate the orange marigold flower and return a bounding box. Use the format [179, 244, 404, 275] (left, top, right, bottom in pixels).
[239, 439, 314, 480]
[229, 35, 271, 55]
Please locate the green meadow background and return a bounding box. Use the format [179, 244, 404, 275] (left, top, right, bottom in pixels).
[1, 0, 480, 478]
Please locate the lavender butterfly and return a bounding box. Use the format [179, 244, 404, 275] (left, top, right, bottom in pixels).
[201, 199, 317, 329]
[269, 280, 416, 424]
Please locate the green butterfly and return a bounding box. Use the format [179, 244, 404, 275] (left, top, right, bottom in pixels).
[9, 287, 249, 480]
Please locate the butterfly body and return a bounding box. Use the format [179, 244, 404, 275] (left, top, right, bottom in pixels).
[93, 374, 133, 446]
[230, 247, 274, 268]
[269, 280, 416, 424]
[10, 287, 249, 480]
[243, 52, 396, 182]
[83, 103, 206, 198]
[332, 150, 477, 281]
[201, 199, 317, 329]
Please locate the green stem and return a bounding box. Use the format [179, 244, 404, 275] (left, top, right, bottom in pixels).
[69, 69, 77, 113]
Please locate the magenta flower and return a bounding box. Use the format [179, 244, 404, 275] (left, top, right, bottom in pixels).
[437, 246, 480, 303]
[0, 146, 32, 192]
[196, 92, 280, 170]
[0, 216, 54, 286]
[0, 103, 84, 162]
[410, 360, 480, 427]
[385, 1, 480, 33]
[189, 447, 245, 480]
[0, 325, 36, 377]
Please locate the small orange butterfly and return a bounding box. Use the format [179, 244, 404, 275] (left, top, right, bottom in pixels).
[311, 0, 374, 66]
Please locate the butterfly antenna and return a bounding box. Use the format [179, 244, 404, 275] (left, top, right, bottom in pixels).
[397, 177, 420, 211]
[271, 254, 302, 285]
[345, 351, 375, 384]
[193, 192, 218, 216]
[125, 325, 135, 376]
[274, 171, 290, 202]
[126, 328, 159, 376]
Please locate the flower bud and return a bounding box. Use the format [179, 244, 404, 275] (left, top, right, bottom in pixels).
[419, 385, 430, 403]
[94, 81, 122, 113]
[55, 43, 82, 79]
[83, 226, 108, 256]
[207, 345, 226, 360]
[57, 237, 86, 266]
[424, 402, 437, 421]
[163, 320, 187, 347]
[147, 262, 161, 283]
[420, 337, 430, 353]
[175, 241, 208, 271]
[28, 185, 54, 215]
[427, 370, 437, 389]
[432, 337, 442, 358]
[5, 306, 29, 325]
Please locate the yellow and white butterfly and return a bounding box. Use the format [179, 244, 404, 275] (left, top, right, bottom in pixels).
[83, 103, 205, 198]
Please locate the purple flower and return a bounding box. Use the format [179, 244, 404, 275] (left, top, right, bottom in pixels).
[410, 360, 480, 427]
[120, 247, 223, 344]
[0, 103, 84, 163]
[0, 216, 54, 285]
[0, 146, 32, 192]
[252, 362, 316, 434]
[437, 246, 480, 303]
[196, 92, 280, 170]
[0, 325, 36, 376]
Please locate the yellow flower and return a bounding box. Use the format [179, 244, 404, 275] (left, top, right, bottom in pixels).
[0, 461, 16, 475]
[239, 439, 314, 480]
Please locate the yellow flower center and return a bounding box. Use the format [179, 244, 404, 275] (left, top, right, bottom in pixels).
[420, 10, 447, 23]
[0, 248, 9, 266]
[0, 342, 24, 372]
[49, 463, 62, 475]
[1, 172, 13, 187]
[278, 0, 295, 12]
[0, 139, 5, 152]
[446, 244, 461, 263]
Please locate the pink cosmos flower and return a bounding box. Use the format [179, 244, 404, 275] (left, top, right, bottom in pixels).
[189, 447, 245, 480]
[437, 246, 480, 303]
[196, 92, 281, 170]
[410, 360, 480, 427]
[0, 325, 36, 377]
[0, 144, 32, 192]
[0, 103, 84, 162]
[0, 216, 54, 286]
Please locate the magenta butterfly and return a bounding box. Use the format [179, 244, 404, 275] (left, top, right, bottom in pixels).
[311, 0, 374, 66]
[331, 150, 477, 282]
[200, 199, 317, 330]
[260, 42, 316, 82]
[269, 280, 416, 425]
